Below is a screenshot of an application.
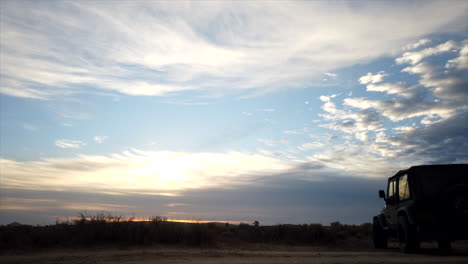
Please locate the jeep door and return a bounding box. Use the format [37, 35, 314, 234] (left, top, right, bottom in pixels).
[384, 178, 398, 229]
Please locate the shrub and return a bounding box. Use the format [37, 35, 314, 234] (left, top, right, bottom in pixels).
[0, 212, 372, 250]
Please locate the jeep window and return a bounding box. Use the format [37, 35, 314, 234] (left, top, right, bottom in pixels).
[398, 174, 410, 201]
[387, 179, 396, 198]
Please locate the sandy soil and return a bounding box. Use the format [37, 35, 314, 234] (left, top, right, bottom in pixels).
[3, 245, 468, 264]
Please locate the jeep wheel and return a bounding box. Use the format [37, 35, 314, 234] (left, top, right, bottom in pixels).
[372, 219, 387, 249]
[438, 238, 452, 255]
[398, 216, 419, 253]
[435, 218, 452, 255]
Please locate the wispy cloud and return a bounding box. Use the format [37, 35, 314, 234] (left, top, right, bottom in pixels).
[93, 136, 108, 144]
[358, 71, 388, 85]
[21, 123, 37, 131]
[324, 72, 337, 78]
[258, 138, 289, 147]
[309, 144, 407, 176]
[396, 40, 458, 65]
[283, 127, 309, 135]
[59, 111, 92, 120]
[55, 139, 86, 149]
[298, 142, 325, 151]
[402, 38, 431, 50]
[0, 82, 50, 100]
[1, 1, 466, 100]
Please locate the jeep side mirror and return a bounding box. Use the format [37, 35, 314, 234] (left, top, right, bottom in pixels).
[379, 190, 385, 199]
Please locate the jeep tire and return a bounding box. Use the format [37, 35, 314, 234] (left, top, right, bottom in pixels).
[435, 216, 452, 255]
[373, 218, 387, 249]
[398, 216, 419, 253]
[437, 238, 451, 255]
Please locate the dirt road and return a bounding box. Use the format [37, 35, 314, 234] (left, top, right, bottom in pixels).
[3, 247, 468, 264]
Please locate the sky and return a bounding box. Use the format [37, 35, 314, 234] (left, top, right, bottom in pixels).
[1, 0, 467, 225]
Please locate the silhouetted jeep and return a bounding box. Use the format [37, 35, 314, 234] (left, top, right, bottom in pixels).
[373, 164, 468, 253]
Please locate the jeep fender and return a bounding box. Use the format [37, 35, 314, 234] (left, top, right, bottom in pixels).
[397, 208, 416, 225]
[374, 214, 387, 228]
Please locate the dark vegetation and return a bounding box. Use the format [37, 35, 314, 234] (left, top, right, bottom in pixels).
[0, 212, 372, 250]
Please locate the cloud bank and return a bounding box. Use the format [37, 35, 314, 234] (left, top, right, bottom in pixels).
[0, 149, 296, 195]
[315, 39, 468, 172]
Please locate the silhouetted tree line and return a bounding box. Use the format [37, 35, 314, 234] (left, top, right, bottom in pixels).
[0, 212, 372, 250]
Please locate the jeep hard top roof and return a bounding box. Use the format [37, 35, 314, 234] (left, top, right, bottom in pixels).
[389, 164, 468, 200]
[389, 164, 468, 180]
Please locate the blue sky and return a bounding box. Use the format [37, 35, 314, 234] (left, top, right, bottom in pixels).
[1, 1, 467, 225]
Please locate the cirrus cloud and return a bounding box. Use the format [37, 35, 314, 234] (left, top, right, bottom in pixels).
[1, 1, 467, 99]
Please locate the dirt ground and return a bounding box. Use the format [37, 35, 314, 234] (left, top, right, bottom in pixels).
[3, 244, 468, 264]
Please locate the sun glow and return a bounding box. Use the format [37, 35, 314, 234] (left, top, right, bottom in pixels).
[0, 150, 293, 194]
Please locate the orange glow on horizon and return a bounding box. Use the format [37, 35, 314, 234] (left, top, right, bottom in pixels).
[166, 219, 243, 224]
[62, 216, 243, 225]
